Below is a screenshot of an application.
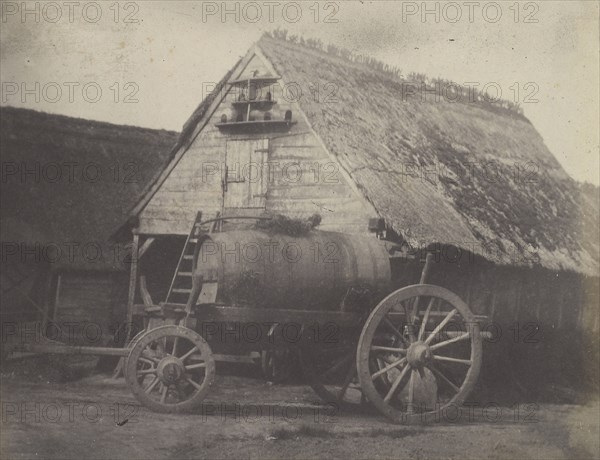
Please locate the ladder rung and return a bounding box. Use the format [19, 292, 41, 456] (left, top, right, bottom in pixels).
[165, 212, 215, 304]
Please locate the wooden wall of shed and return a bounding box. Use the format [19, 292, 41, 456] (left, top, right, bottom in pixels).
[139, 53, 374, 236]
[0, 259, 52, 323]
[53, 271, 128, 345]
[392, 253, 599, 398]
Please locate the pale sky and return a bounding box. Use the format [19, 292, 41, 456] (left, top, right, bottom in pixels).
[1, 0, 598, 185]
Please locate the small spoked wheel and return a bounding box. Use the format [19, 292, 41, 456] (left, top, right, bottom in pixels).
[357, 284, 482, 424]
[123, 328, 149, 370]
[125, 325, 215, 413]
[301, 338, 367, 410]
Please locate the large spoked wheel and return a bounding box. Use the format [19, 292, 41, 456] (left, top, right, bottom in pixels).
[357, 284, 482, 424]
[300, 338, 367, 410]
[125, 325, 215, 413]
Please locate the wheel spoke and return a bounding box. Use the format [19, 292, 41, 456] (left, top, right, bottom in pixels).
[174, 384, 184, 402]
[402, 304, 416, 342]
[172, 336, 179, 357]
[160, 385, 168, 403]
[156, 338, 166, 356]
[185, 363, 206, 370]
[430, 332, 470, 351]
[144, 375, 160, 394]
[370, 346, 407, 354]
[407, 369, 416, 413]
[424, 309, 457, 345]
[433, 355, 471, 365]
[418, 298, 436, 341]
[137, 368, 157, 376]
[185, 376, 203, 391]
[383, 317, 410, 347]
[428, 364, 460, 392]
[139, 357, 158, 366]
[371, 357, 407, 380]
[383, 362, 410, 403]
[179, 346, 199, 362]
[410, 296, 421, 325]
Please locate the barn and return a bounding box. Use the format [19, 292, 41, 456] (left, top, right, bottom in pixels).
[0, 107, 178, 345]
[115, 33, 599, 396]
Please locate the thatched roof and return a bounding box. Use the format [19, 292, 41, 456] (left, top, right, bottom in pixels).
[0, 107, 178, 270]
[256, 35, 599, 275]
[117, 34, 597, 276]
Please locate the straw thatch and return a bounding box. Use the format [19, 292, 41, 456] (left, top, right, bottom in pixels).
[0, 107, 178, 269]
[257, 35, 599, 275]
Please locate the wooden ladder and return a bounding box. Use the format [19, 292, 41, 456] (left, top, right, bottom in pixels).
[164, 211, 219, 305]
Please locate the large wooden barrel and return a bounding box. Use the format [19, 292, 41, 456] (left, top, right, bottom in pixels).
[194, 230, 391, 311]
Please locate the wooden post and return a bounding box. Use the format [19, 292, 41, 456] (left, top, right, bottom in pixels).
[125, 232, 139, 344]
[410, 253, 435, 321]
[419, 252, 434, 284]
[139, 276, 154, 307]
[113, 232, 140, 380]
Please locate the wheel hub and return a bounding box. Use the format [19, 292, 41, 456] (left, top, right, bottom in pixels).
[157, 356, 185, 384]
[407, 341, 432, 367]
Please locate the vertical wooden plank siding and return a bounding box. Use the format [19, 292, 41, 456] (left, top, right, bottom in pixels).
[249, 139, 269, 208]
[224, 138, 269, 209]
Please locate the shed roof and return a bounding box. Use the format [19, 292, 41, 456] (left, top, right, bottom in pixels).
[0, 106, 178, 270]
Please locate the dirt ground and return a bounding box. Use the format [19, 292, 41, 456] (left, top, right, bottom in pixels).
[1, 357, 599, 460]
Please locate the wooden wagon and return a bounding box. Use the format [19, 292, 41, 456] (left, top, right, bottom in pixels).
[118, 213, 485, 424]
[11, 212, 486, 424]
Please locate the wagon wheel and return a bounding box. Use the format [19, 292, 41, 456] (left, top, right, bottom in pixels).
[123, 328, 150, 370]
[357, 284, 482, 424]
[125, 325, 215, 413]
[300, 336, 368, 410]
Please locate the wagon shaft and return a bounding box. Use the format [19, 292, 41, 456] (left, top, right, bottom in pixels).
[9, 343, 129, 357]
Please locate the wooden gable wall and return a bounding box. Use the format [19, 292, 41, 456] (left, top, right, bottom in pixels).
[138, 51, 375, 236]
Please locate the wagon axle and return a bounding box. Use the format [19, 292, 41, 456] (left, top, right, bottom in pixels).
[406, 342, 433, 368]
[157, 357, 186, 385]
